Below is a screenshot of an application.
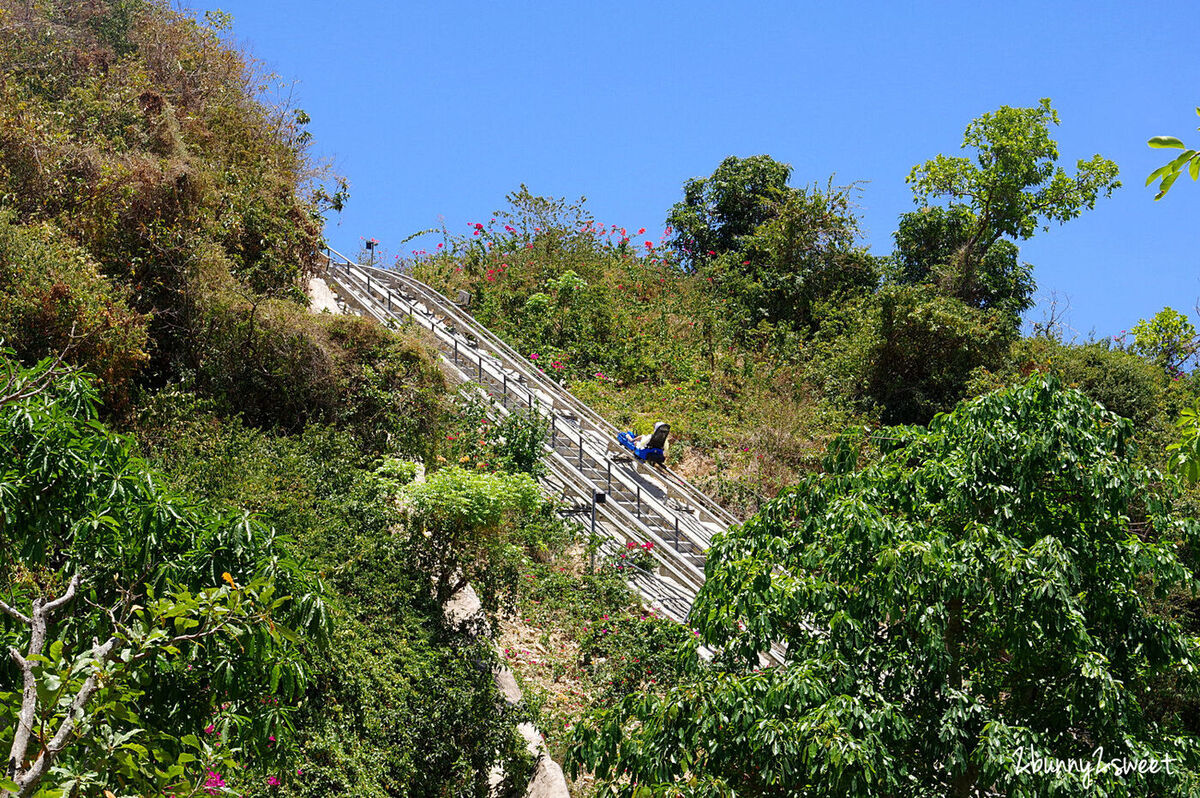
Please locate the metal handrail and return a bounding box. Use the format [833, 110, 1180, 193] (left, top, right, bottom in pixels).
[324, 260, 711, 581]
[325, 248, 740, 530]
[320, 254, 788, 663]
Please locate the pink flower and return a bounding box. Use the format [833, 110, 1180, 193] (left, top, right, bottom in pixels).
[203, 771, 226, 796]
[637, 228, 646, 234]
[204, 724, 215, 735]
[267, 775, 281, 787]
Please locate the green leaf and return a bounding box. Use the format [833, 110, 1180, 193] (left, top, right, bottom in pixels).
[1146, 163, 1173, 186]
[1148, 135, 1186, 149]
[0, 778, 19, 792]
[1169, 150, 1197, 170]
[1190, 155, 1200, 181]
[1156, 170, 1182, 199]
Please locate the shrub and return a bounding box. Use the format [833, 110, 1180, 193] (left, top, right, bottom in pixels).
[187, 282, 444, 451]
[0, 211, 148, 409]
[404, 466, 541, 608]
[868, 284, 1013, 424]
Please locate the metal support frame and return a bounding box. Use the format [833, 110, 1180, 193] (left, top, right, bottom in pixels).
[319, 256, 760, 647]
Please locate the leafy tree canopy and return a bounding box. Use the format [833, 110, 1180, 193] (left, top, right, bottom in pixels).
[904, 99, 1118, 321]
[666, 155, 793, 271]
[908, 98, 1120, 245]
[892, 205, 1035, 322]
[725, 182, 880, 329]
[1130, 307, 1199, 376]
[571, 376, 1200, 797]
[667, 157, 877, 329]
[0, 353, 326, 797]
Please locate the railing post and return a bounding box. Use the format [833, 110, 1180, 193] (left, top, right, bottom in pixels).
[453, 338, 458, 363]
[551, 416, 557, 446]
[386, 289, 391, 312]
[578, 435, 583, 468]
[674, 517, 679, 549]
[502, 372, 508, 407]
[606, 460, 612, 493]
[478, 354, 483, 381]
[636, 485, 641, 520]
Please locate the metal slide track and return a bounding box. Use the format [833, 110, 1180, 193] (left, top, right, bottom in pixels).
[320, 251, 757, 637]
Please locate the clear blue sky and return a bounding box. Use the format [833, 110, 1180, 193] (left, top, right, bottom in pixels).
[221, 0, 1199, 339]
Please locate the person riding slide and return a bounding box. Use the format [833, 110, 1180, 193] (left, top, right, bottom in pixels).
[617, 421, 670, 464]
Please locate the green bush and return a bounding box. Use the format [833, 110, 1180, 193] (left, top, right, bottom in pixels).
[137, 405, 531, 797]
[0, 211, 148, 410]
[405, 465, 541, 608]
[868, 285, 1013, 424]
[187, 282, 444, 451]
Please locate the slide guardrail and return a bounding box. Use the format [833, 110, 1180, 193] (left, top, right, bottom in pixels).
[319, 250, 784, 660]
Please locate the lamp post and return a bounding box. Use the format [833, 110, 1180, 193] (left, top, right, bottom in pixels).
[365, 237, 378, 267]
[590, 491, 607, 572]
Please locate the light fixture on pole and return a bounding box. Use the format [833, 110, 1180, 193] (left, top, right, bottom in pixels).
[589, 491, 607, 572]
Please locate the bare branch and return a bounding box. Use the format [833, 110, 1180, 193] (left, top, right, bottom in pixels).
[0, 598, 31, 627]
[15, 637, 117, 798]
[39, 576, 78, 617]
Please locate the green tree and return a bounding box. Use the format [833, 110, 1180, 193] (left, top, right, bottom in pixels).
[1147, 107, 1200, 199]
[666, 155, 793, 271]
[1130, 307, 1198, 375]
[404, 466, 541, 608]
[668, 158, 878, 329]
[725, 183, 880, 329]
[0, 352, 324, 797]
[892, 204, 1035, 323]
[907, 98, 1119, 309]
[570, 376, 1200, 797]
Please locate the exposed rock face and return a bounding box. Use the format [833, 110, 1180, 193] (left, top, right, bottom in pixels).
[443, 583, 571, 798]
[306, 277, 341, 314]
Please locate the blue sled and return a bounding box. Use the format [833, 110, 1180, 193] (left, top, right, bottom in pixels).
[617, 431, 665, 464]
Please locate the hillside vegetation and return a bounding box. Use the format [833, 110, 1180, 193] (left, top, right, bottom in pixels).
[0, 3, 534, 796]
